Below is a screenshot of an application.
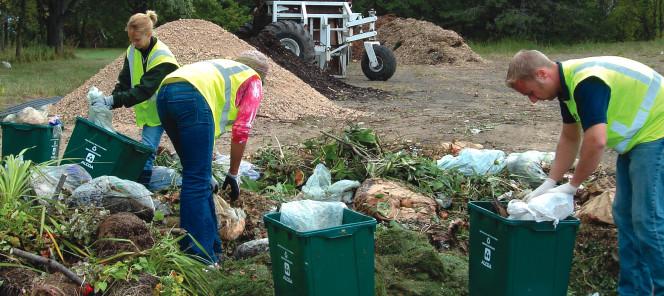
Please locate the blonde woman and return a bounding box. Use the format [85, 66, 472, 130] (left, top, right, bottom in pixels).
[92, 10, 179, 187]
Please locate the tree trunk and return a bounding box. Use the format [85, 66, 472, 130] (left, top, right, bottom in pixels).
[46, 0, 82, 53]
[0, 20, 5, 51]
[657, 0, 664, 37]
[16, 0, 27, 60]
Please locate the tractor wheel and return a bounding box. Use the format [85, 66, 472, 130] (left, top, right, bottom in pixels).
[262, 20, 315, 64]
[235, 22, 254, 39]
[361, 45, 397, 81]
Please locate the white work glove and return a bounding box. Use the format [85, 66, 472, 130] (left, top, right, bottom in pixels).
[546, 182, 578, 196]
[92, 95, 114, 109]
[210, 176, 220, 194]
[523, 178, 556, 202]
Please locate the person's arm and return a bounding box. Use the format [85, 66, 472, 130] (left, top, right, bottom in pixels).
[569, 123, 606, 187]
[229, 141, 247, 175]
[563, 77, 610, 187]
[111, 62, 179, 108]
[548, 122, 582, 183]
[112, 57, 132, 95]
[228, 76, 262, 173]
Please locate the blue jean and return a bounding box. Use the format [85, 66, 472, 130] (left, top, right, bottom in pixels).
[156, 82, 222, 264]
[613, 137, 664, 296]
[141, 124, 164, 171]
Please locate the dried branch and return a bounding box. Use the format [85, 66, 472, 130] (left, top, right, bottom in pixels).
[10, 248, 85, 287]
[320, 131, 370, 161]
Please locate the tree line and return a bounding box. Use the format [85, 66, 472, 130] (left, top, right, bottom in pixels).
[0, 0, 662, 60]
[349, 0, 663, 44]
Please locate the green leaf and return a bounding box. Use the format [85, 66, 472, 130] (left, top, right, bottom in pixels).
[153, 210, 164, 222]
[95, 281, 108, 292]
[377, 201, 391, 218]
[355, 131, 376, 144]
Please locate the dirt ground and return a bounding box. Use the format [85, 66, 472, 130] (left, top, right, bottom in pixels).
[245, 52, 642, 173]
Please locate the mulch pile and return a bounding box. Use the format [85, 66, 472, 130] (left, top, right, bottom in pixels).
[351, 14, 487, 65]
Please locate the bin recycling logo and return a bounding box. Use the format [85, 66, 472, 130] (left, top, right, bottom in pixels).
[278, 244, 294, 284]
[81, 138, 106, 169]
[480, 230, 497, 270]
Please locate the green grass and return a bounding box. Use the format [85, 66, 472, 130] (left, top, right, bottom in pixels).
[467, 38, 664, 60]
[0, 48, 124, 110]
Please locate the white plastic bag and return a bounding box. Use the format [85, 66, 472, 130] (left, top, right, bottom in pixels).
[507, 192, 574, 226]
[301, 163, 361, 203]
[436, 148, 506, 175]
[87, 86, 115, 133]
[506, 151, 555, 188]
[212, 152, 261, 181]
[16, 106, 48, 125]
[148, 166, 182, 190]
[214, 195, 246, 241]
[279, 200, 347, 232]
[31, 164, 92, 197]
[69, 175, 154, 211]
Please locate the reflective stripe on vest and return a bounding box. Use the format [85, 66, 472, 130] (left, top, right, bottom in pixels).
[160, 59, 258, 138]
[563, 58, 664, 153]
[204, 61, 250, 132]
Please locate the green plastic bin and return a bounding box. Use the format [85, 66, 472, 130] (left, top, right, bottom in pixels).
[62, 116, 153, 181]
[264, 208, 377, 296]
[1, 121, 60, 163]
[468, 201, 580, 296]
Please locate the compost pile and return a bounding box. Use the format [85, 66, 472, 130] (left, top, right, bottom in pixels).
[245, 31, 391, 101]
[51, 19, 367, 148]
[352, 15, 486, 65]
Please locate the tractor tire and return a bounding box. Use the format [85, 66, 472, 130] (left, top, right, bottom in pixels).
[235, 22, 255, 39]
[361, 45, 397, 81]
[262, 20, 315, 64]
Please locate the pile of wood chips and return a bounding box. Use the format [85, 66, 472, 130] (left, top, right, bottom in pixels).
[352, 15, 486, 65]
[51, 19, 364, 153]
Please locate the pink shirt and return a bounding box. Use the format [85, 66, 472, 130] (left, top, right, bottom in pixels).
[231, 75, 262, 144]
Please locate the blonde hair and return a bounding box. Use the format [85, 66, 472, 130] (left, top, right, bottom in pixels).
[126, 10, 158, 36]
[505, 50, 555, 88]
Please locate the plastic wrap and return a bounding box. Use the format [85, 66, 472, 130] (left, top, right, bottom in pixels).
[279, 200, 347, 232]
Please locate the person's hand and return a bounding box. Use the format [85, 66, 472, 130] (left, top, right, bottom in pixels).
[523, 178, 556, 202]
[210, 176, 219, 194]
[222, 173, 240, 202]
[92, 95, 114, 109]
[546, 182, 578, 196]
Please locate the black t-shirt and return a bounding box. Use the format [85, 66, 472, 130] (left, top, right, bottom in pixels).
[557, 62, 611, 131]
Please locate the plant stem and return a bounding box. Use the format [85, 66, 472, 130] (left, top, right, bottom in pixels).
[10, 247, 85, 287]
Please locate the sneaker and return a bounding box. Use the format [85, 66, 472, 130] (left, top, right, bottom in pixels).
[203, 262, 219, 273]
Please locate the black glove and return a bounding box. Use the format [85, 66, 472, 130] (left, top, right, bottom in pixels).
[210, 176, 220, 194]
[222, 173, 240, 202]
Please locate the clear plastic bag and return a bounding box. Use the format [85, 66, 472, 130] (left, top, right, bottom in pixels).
[69, 175, 154, 211]
[49, 115, 62, 138]
[31, 164, 92, 198]
[87, 86, 115, 133]
[279, 200, 347, 232]
[436, 148, 506, 175]
[212, 152, 261, 181]
[301, 163, 361, 203]
[506, 151, 555, 188]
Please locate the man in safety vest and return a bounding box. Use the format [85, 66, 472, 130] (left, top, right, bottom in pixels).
[505, 49, 664, 295]
[155, 50, 269, 266]
[92, 10, 179, 188]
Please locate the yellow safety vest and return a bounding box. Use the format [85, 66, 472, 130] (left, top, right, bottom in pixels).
[128, 39, 179, 127]
[561, 56, 664, 153]
[160, 59, 259, 138]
